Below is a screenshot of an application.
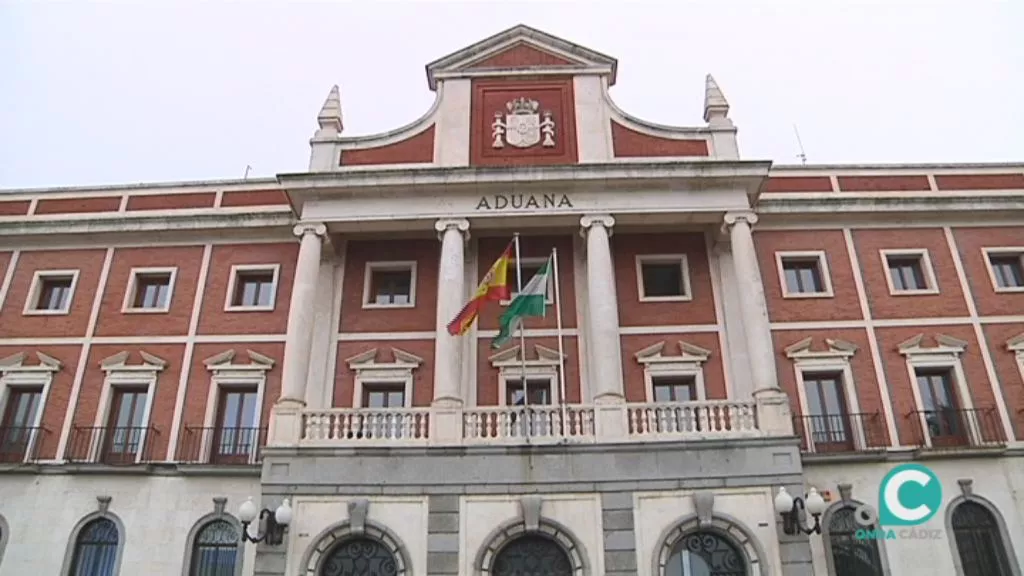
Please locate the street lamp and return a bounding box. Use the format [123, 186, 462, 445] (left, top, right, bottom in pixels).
[238, 497, 292, 546]
[774, 486, 827, 535]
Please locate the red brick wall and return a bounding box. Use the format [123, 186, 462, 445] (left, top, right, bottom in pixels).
[466, 44, 575, 69]
[610, 123, 709, 158]
[339, 239, 439, 333]
[93, 246, 205, 337]
[196, 243, 297, 335]
[341, 126, 435, 166]
[951, 227, 1024, 317]
[0, 200, 30, 216]
[837, 175, 930, 192]
[126, 193, 215, 211]
[613, 233, 716, 327]
[35, 196, 120, 215]
[0, 249, 108, 338]
[982, 324, 1024, 435]
[334, 340, 436, 408]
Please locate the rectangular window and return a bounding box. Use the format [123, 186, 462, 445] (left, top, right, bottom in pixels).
[104, 387, 149, 463]
[508, 259, 554, 303]
[364, 262, 416, 307]
[506, 379, 551, 406]
[914, 368, 967, 446]
[0, 388, 43, 463]
[636, 255, 690, 301]
[362, 383, 406, 408]
[884, 251, 935, 293]
[229, 267, 277, 309]
[127, 270, 174, 311]
[988, 253, 1024, 290]
[803, 373, 852, 449]
[213, 387, 259, 462]
[27, 272, 77, 313]
[782, 259, 824, 294]
[652, 375, 696, 402]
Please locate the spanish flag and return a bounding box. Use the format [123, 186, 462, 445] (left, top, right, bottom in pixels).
[447, 240, 514, 335]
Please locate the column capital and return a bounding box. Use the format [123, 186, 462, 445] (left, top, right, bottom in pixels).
[722, 211, 759, 229]
[579, 214, 615, 238]
[293, 222, 328, 238]
[435, 218, 470, 241]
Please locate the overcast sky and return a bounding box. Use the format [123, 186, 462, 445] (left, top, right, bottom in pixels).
[1, 1, 1021, 190]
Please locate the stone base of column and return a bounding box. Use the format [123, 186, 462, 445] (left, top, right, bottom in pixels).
[593, 395, 628, 441]
[268, 399, 305, 447]
[754, 388, 794, 437]
[430, 398, 464, 445]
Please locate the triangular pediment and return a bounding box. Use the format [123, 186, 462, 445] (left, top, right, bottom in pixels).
[1008, 332, 1024, 357]
[204, 349, 276, 372]
[425, 24, 618, 90]
[488, 344, 566, 367]
[634, 340, 711, 365]
[345, 347, 423, 369]
[897, 333, 968, 356]
[784, 337, 858, 360]
[0, 351, 63, 372]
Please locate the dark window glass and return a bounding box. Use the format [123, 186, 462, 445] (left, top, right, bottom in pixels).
[189, 520, 239, 576]
[951, 502, 1014, 576]
[782, 258, 825, 294]
[232, 271, 275, 307]
[104, 388, 148, 463]
[506, 379, 550, 406]
[0, 388, 42, 462]
[641, 260, 685, 298]
[132, 273, 172, 309]
[804, 373, 852, 447]
[915, 369, 966, 444]
[652, 376, 696, 402]
[989, 255, 1024, 289]
[35, 276, 73, 310]
[214, 388, 259, 461]
[664, 531, 746, 576]
[69, 518, 119, 576]
[321, 537, 399, 576]
[887, 256, 928, 291]
[492, 535, 572, 576]
[369, 268, 412, 305]
[362, 384, 405, 408]
[827, 507, 885, 576]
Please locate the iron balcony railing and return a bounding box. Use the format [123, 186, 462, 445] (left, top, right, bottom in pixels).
[905, 407, 1006, 449]
[178, 426, 267, 465]
[0, 426, 48, 463]
[793, 412, 888, 454]
[65, 426, 160, 464]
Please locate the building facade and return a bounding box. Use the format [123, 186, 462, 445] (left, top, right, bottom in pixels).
[0, 24, 1022, 576]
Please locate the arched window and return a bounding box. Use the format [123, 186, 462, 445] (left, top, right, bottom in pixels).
[663, 531, 746, 576]
[826, 507, 884, 576]
[491, 535, 573, 576]
[69, 518, 119, 576]
[189, 520, 240, 576]
[320, 537, 399, 576]
[951, 501, 1014, 576]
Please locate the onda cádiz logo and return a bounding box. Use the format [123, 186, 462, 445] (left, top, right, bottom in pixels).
[854, 463, 944, 541]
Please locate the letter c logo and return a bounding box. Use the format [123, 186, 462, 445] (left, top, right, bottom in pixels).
[878, 464, 942, 526]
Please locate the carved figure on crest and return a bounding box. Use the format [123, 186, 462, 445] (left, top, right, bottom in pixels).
[491, 97, 556, 149]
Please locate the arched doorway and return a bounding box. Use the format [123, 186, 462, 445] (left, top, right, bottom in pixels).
[491, 534, 573, 576]
[664, 531, 746, 576]
[951, 501, 1015, 576]
[320, 537, 400, 576]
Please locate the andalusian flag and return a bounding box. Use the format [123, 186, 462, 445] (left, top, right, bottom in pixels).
[492, 255, 551, 349]
[447, 240, 515, 335]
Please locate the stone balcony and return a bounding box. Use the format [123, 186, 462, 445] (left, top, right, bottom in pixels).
[285, 391, 793, 448]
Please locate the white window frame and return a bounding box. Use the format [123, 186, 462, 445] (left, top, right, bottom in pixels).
[200, 349, 274, 464]
[635, 254, 693, 303]
[880, 249, 940, 296]
[982, 247, 1024, 293]
[634, 340, 711, 403]
[784, 337, 868, 452]
[897, 333, 979, 448]
[362, 261, 418, 309]
[502, 257, 554, 305]
[489, 344, 564, 406]
[0, 352, 60, 463]
[775, 250, 834, 298]
[92, 350, 166, 464]
[345, 347, 422, 408]
[23, 269, 80, 316]
[121, 266, 177, 314]
[223, 264, 280, 312]
[1008, 333, 1024, 424]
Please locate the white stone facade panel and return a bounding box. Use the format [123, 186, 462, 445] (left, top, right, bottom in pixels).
[804, 457, 1024, 576]
[0, 475, 260, 576]
[634, 488, 781, 576]
[285, 496, 428, 575]
[461, 493, 604, 575]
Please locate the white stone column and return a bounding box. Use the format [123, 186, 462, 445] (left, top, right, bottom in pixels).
[431, 219, 469, 444]
[280, 223, 328, 402]
[580, 215, 626, 398]
[270, 222, 327, 445]
[723, 212, 779, 394]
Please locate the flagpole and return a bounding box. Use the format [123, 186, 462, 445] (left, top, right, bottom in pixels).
[551, 248, 569, 440]
[513, 234, 530, 438]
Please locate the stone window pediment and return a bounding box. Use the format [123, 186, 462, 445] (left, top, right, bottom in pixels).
[784, 337, 857, 366]
[898, 333, 968, 363]
[0, 351, 62, 385]
[204, 349, 275, 381]
[1006, 332, 1024, 361]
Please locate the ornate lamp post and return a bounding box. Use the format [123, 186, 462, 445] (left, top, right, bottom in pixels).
[774, 487, 827, 535]
[238, 497, 292, 546]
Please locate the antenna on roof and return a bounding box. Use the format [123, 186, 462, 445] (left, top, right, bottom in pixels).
[792, 125, 807, 165]
[243, 165, 252, 180]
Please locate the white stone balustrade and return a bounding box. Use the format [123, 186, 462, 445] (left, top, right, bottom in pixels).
[295, 395, 792, 447]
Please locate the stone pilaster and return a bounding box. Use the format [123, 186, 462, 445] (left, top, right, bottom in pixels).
[431, 219, 469, 443]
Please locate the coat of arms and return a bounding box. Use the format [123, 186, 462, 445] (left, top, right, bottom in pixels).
[491, 97, 556, 149]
